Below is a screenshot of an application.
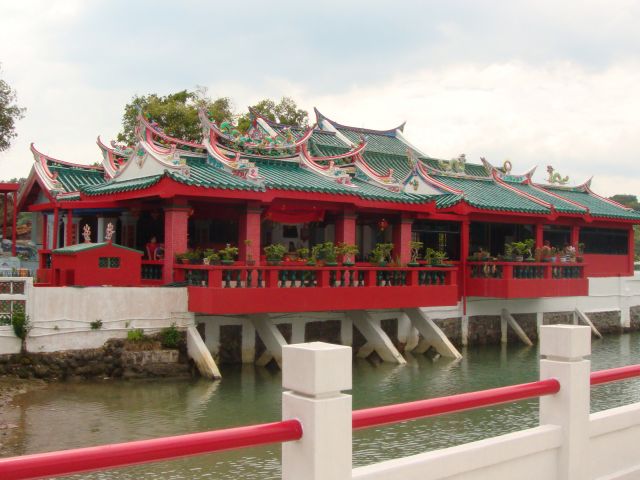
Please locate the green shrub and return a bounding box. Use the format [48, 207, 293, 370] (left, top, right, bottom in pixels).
[127, 328, 145, 342]
[90, 319, 103, 330]
[12, 309, 30, 341]
[160, 323, 181, 349]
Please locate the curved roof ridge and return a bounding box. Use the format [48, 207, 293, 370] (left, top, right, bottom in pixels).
[30, 143, 103, 171]
[314, 108, 405, 136]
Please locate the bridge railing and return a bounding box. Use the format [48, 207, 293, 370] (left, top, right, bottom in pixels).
[2, 326, 640, 480]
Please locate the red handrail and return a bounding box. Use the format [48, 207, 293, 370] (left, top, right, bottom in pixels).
[590, 364, 640, 385]
[352, 378, 560, 430]
[0, 419, 302, 480]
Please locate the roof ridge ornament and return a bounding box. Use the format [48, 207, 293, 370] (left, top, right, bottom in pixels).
[439, 154, 466, 174]
[546, 165, 569, 185]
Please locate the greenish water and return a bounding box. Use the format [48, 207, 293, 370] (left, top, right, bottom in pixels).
[4, 333, 640, 479]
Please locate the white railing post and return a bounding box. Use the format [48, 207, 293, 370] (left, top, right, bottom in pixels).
[539, 325, 591, 480]
[281, 342, 352, 480]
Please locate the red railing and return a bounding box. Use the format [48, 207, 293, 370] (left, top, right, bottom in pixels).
[3, 365, 640, 480]
[352, 378, 560, 430]
[0, 420, 302, 480]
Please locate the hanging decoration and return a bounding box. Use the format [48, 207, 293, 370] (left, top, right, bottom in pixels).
[378, 218, 389, 232]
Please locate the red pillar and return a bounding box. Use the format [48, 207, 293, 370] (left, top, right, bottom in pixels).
[42, 213, 48, 250]
[628, 226, 635, 276]
[570, 225, 580, 247]
[11, 192, 17, 257]
[163, 204, 190, 284]
[65, 210, 74, 246]
[335, 209, 356, 245]
[392, 216, 413, 265]
[535, 222, 544, 248]
[52, 207, 59, 249]
[460, 219, 470, 314]
[238, 202, 262, 265]
[2, 193, 7, 241]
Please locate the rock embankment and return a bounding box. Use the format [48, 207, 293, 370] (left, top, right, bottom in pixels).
[0, 334, 193, 381]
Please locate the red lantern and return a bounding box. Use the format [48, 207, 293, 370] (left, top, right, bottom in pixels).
[378, 218, 389, 232]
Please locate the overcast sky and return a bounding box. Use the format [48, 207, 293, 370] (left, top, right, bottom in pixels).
[1, 0, 639, 195]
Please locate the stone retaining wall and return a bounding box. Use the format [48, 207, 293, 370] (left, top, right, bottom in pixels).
[0, 337, 191, 381]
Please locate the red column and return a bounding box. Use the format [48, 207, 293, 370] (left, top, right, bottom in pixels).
[11, 192, 17, 257]
[628, 226, 635, 276]
[460, 219, 470, 314]
[2, 193, 7, 241]
[570, 225, 580, 247]
[238, 202, 262, 265]
[163, 204, 190, 284]
[392, 216, 413, 265]
[335, 209, 356, 245]
[535, 222, 544, 248]
[52, 207, 59, 249]
[65, 210, 74, 246]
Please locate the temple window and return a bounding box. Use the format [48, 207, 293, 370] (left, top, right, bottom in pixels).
[579, 227, 628, 255]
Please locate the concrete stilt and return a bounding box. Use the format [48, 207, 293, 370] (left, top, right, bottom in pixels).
[404, 308, 462, 359]
[340, 317, 353, 346]
[356, 343, 374, 359]
[461, 315, 469, 346]
[412, 338, 431, 355]
[404, 326, 420, 353]
[574, 309, 603, 339]
[536, 311, 543, 336]
[348, 311, 406, 364]
[186, 326, 221, 379]
[501, 308, 534, 346]
[291, 321, 306, 344]
[241, 320, 256, 364]
[500, 314, 508, 344]
[250, 314, 288, 368]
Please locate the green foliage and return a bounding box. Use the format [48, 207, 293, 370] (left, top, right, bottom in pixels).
[425, 247, 448, 265]
[264, 243, 286, 261]
[12, 309, 30, 341]
[296, 247, 310, 260]
[370, 243, 394, 264]
[218, 244, 239, 261]
[117, 88, 234, 145]
[237, 97, 308, 132]
[90, 319, 103, 330]
[0, 65, 26, 152]
[127, 328, 145, 342]
[610, 195, 640, 211]
[313, 242, 338, 264]
[160, 323, 181, 349]
[409, 241, 423, 264]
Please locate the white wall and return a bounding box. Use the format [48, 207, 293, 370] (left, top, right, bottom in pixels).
[25, 286, 191, 353]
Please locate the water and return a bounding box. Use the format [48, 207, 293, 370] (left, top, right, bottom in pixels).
[4, 333, 640, 479]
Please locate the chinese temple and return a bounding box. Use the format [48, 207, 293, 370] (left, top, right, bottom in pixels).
[13, 107, 640, 362]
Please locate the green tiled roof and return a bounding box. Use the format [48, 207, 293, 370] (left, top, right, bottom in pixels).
[363, 151, 413, 179]
[339, 129, 409, 156]
[434, 175, 550, 214]
[506, 182, 586, 214]
[81, 175, 164, 196]
[542, 187, 640, 220]
[435, 193, 464, 208]
[53, 242, 142, 254]
[49, 165, 106, 193]
[421, 159, 490, 177]
[309, 130, 350, 149]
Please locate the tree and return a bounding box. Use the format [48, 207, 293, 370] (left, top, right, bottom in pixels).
[0, 65, 26, 152]
[610, 195, 640, 211]
[238, 97, 308, 132]
[117, 89, 234, 145]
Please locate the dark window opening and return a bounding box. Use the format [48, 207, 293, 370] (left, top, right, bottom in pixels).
[412, 221, 460, 260]
[579, 227, 628, 255]
[98, 257, 120, 268]
[470, 222, 534, 257]
[543, 225, 571, 250]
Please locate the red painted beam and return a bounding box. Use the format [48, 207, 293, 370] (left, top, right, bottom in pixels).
[0, 419, 302, 480]
[590, 364, 640, 386]
[352, 379, 560, 430]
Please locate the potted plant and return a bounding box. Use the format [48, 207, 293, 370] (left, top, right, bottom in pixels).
[182, 250, 201, 265]
[426, 248, 448, 266]
[318, 242, 339, 266]
[504, 243, 514, 261]
[264, 243, 286, 265]
[370, 243, 393, 266]
[576, 243, 585, 262]
[219, 244, 239, 265]
[336, 242, 359, 266]
[175, 252, 189, 264]
[296, 247, 310, 264]
[244, 239, 256, 266]
[408, 241, 423, 267]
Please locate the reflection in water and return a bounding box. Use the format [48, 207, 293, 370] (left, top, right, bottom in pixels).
[4, 333, 640, 479]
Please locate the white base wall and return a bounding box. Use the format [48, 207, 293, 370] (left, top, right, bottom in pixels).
[25, 287, 191, 353]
